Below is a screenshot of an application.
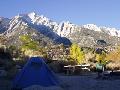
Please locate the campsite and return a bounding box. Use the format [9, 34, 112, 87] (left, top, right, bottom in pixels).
[1, 1, 120, 89]
[1, 39, 120, 90]
[1, 42, 120, 90]
[1, 56, 120, 90]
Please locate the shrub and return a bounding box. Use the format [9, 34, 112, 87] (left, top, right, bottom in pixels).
[48, 60, 69, 73]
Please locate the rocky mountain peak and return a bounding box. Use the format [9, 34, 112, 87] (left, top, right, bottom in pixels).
[57, 21, 78, 37]
[100, 27, 120, 37]
[0, 12, 120, 47]
[83, 24, 101, 31]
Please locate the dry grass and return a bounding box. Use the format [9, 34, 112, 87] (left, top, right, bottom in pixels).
[106, 62, 120, 70]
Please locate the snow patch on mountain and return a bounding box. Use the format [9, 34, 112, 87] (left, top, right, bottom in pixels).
[82, 24, 120, 37]
[101, 27, 120, 37]
[57, 21, 78, 37]
[27, 12, 59, 31]
[83, 24, 101, 31]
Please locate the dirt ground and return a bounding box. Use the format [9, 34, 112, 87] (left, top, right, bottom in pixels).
[0, 77, 11, 90]
[1, 73, 120, 90]
[60, 73, 120, 90]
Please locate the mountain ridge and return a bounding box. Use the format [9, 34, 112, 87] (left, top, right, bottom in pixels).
[0, 12, 120, 47]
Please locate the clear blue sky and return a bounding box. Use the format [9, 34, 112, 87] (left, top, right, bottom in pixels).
[0, 0, 120, 29]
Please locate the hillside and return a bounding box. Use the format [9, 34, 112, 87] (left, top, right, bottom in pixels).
[0, 12, 120, 48]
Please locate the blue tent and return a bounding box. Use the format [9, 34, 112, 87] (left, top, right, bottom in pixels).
[12, 57, 59, 89]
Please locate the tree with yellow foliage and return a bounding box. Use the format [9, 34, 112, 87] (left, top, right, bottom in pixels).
[70, 43, 85, 64]
[95, 50, 108, 65]
[19, 34, 46, 57]
[19, 35, 39, 51]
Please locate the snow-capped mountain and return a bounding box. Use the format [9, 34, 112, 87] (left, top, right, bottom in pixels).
[101, 27, 120, 37]
[83, 24, 101, 32]
[5, 12, 59, 38]
[82, 24, 120, 37]
[2, 12, 71, 46]
[0, 12, 120, 47]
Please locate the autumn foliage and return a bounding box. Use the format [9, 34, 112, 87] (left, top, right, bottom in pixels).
[69, 43, 85, 64]
[106, 46, 120, 62]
